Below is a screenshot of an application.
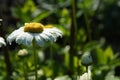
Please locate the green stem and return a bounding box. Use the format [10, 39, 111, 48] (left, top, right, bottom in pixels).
[69, 0, 78, 76]
[85, 66, 88, 72]
[23, 59, 27, 80]
[32, 39, 38, 80]
[69, 0, 77, 74]
[71, 0, 77, 34]
[50, 44, 54, 79]
[50, 44, 53, 62]
[83, 1, 92, 41]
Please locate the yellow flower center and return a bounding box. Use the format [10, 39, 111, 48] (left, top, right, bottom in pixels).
[44, 25, 53, 28]
[24, 23, 44, 33]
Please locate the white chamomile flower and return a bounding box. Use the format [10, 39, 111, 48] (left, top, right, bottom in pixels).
[7, 23, 62, 47]
[0, 37, 6, 47]
[77, 66, 92, 80]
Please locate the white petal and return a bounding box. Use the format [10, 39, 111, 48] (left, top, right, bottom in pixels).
[42, 30, 55, 42]
[39, 33, 50, 41]
[50, 28, 63, 37]
[16, 32, 33, 45]
[35, 34, 45, 47]
[7, 27, 24, 45]
[51, 28, 62, 34]
[44, 28, 62, 41]
[79, 66, 91, 80]
[80, 73, 88, 80]
[0, 37, 6, 47]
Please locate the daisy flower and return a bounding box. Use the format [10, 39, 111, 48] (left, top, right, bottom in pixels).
[78, 66, 92, 80]
[7, 23, 62, 46]
[0, 37, 6, 47]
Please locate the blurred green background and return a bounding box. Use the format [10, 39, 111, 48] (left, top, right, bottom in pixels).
[0, 0, 120, 80]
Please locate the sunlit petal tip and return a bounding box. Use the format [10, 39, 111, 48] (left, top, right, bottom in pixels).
[7, 36, 12, 44]
[0, 37, 6, 47]
[3, 42, 6, 46]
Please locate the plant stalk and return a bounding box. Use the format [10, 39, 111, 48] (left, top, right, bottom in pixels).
[83, 1, 92, 41]
[69, 0, 77, 75]
[23, 59, 27, 80]
[32, 39, 38, 80]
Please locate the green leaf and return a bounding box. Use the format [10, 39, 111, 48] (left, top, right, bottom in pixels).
[73, 56, 79, 68]
[78, 0, 100, 16]
[104, 46, 114, 61]
[22, 0, 36, 13]
[64, 52, 69, 67]
[83, 41, 102, 52]
[32, 11, 52, 22]
[95, 48, 107, 64]
[77, 28, 87, 43]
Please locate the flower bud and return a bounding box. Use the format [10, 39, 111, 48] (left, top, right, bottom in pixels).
[81, 52, 93, 66]
[17, 49, 28, 58]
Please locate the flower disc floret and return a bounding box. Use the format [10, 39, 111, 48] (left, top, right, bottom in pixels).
[24, 23, 44, 33]
[44, 25, 53, 28]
